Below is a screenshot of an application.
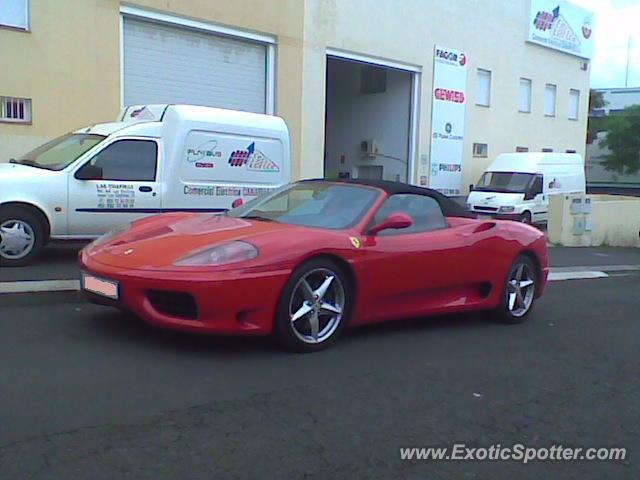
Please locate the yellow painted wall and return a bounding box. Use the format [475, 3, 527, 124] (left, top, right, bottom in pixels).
[0, 0, 305, 177]
[548, 194, 640, 247]
[0, 0, 120, 159]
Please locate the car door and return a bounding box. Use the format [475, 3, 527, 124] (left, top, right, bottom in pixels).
[360, 193, 473, 323]
[68, 137, 161, 236]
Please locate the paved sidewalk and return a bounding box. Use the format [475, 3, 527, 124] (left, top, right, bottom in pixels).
[548, 246, 640, 268]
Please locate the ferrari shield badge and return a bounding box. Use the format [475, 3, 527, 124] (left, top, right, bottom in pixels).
[349, 237, 361, 249]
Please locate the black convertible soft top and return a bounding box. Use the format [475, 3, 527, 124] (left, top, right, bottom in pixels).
[301, 178, 476, 219]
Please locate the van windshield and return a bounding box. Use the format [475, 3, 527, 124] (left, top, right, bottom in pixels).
[474, 172, 535, 194]
[14, 133, 105, 171]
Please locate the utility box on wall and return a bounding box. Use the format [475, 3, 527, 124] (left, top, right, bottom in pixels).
[569, 195, 593, 238]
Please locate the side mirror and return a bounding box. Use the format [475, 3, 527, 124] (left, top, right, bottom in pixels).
[469, 183, 474, 191]
[368, 212, 413, 235]
[75, 164, 103, 180]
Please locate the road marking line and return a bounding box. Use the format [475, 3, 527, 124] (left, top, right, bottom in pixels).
[0, 280, 80, 294]
[552, 265, 640, 273]
[548, 271, 609, 281]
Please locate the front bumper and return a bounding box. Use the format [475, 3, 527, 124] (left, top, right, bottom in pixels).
[79, 251, 290, 335]
[470, 210, 523, 221]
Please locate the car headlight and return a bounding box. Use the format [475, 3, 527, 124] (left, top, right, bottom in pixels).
[498, 206, 515, 213]
[92, 222, 132, 246]
[465, 203, 472, 210]
[173, 241, 258, 267]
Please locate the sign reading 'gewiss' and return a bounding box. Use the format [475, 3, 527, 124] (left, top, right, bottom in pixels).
[428, 45, 468, 196]
[528, 0, 595, 59]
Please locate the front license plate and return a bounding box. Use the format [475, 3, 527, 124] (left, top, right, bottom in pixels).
[82, 273, 119, 300]
[477, 214, 493, 220]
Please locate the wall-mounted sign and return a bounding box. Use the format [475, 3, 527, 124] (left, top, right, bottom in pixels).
[428, 45, 468, 196]
[528, 0, 595, 59]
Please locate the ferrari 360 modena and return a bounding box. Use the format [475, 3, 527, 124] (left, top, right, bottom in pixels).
[79, 179, 549, 352]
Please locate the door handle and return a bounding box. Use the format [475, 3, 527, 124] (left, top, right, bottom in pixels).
[139, 186, 153, 193]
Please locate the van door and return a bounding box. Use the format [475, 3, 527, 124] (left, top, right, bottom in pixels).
[68, 138, 162, 236]
[528, 174, 545, 222]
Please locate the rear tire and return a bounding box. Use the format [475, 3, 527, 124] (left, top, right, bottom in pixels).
[275, 258, 352, 353]
[493, 255, 538, 324]
[0, 207, 46, 267]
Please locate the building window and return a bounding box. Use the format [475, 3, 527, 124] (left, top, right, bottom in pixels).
[475, 69, 491, 107]
[0, 96, 32, 123]
[545, 83, 557, 116]
[519, 78, 531, 113]
[542, 148, 554, 152]
[516, 146, 529, 152]
[473, 143, 488, 157]
[569, 89, 580, 120]
[0, 0, 29, 30]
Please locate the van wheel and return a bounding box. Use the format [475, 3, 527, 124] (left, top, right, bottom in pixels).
[0, 207, 46, 267]
[519, 211, 532, 224]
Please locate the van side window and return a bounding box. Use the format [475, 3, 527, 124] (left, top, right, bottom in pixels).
[374, 194, 448, 235]
[87, 140, 157, 181]
[531, 175, 543, 196]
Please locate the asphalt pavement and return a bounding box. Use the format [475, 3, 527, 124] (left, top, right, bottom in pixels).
[1, 245, 639, 479]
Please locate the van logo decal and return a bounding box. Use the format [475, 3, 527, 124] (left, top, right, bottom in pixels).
[548, 178, 562, 189]
[187, 140, 222, 164]
[228, 142, 280, 172]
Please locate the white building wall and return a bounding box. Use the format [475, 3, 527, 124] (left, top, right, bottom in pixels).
[300, 0, 591, 192]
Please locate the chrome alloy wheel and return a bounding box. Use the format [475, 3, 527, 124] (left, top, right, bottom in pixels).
[506, 262, 536, 318]
[0, 219, 35, 260]
[288, 268, 345, 344]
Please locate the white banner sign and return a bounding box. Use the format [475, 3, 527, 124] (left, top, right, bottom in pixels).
[528, 0, 595, 59]
[428, 45, 468, 196]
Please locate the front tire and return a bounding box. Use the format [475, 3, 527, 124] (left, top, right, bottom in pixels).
[493, 255, 538, 324]
[519, 211, 532, 224]
[0, 207, 46, 267]
[275, 258, 352, 352]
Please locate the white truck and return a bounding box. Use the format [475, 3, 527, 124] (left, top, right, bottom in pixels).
[467, 152, 585, 224]
[0, 104, 291, 266]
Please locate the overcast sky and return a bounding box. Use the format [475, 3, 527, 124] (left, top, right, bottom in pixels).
[570, 0, 640, 88]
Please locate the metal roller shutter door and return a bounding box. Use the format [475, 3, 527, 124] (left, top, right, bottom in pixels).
[123, 17, 267, 113]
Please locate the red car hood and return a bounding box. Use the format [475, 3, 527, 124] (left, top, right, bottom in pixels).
[85, 212, 311, 269]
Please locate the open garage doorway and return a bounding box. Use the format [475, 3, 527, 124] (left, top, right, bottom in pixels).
[324, 55, 416, 183]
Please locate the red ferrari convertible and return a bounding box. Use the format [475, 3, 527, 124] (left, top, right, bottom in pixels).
[80, 179, 549, 352]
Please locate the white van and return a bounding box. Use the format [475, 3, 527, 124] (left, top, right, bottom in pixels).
[0, 104, 291, 266]
[467, 152, 585, 224]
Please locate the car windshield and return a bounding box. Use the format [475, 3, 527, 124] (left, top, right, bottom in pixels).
[228, 181, 381, 229]
[15, 133, 105, 171]
[474, 172, 535, 194]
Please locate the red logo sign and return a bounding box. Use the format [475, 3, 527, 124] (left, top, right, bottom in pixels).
[434, 88, 465, 103]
